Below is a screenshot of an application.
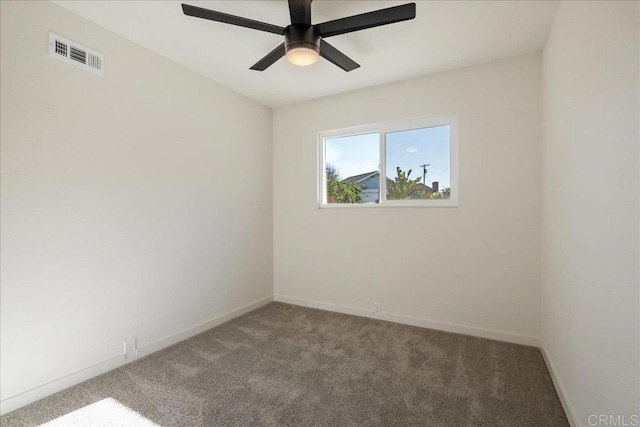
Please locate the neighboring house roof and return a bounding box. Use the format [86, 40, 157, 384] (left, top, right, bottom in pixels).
[342, 171, 379, 185]
[342, 171, 434, 193]
[413, 182, 434, 192]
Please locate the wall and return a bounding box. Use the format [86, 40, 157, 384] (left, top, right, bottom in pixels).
[0, 0, 273, 413]
[541, 1, 640, 425]
[273, 54, 543, 344]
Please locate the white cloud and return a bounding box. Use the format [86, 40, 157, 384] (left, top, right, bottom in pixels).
[406, 147, 419, 153]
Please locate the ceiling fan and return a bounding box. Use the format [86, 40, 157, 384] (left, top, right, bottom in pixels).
[181, 1, 416, 72]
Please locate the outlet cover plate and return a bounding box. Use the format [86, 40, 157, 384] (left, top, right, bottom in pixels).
[124, 338, 138, 359]
[373, 302, 383, 316]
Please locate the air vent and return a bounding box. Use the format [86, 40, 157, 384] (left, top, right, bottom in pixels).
[69, 46, 86, 63]
[55, 40, 67, 56]
[49, 32, 104, 76]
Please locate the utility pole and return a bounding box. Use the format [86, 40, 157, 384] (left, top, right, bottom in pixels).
[420, 163, 429, 184]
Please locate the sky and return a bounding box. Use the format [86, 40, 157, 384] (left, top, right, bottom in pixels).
[325, 125, 451, 188]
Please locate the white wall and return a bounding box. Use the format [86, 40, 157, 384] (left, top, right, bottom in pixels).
[0, 0, 273, 412]
[541, 1, 640, 425]
[273, 54, 543, 343]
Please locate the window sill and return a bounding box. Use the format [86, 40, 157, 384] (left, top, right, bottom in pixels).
[318, 201, 458, 209]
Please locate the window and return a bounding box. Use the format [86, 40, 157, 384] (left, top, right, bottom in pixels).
[318, 114, 458, 207]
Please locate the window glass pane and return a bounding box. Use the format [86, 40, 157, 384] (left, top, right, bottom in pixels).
[386, 125, 451, 200]
[325, 133, 380, 204]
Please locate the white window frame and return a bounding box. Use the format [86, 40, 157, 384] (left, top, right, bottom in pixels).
[318, 113, 458, 208]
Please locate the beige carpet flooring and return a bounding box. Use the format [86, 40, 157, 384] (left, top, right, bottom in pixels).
[1, 302, 568, 426]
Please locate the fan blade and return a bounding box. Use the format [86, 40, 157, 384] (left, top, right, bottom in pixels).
[320, 40, 360, 72]
[182, 4, 284, 35]
[250, 43, 286, 71]
[316, 3, 416, 38]
[288, 0, 312, 25]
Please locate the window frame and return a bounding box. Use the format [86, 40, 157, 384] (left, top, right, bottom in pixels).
[318, 113, 458, 208]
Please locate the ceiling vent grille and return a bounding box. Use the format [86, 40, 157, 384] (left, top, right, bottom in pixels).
[49, 32, 104, 76]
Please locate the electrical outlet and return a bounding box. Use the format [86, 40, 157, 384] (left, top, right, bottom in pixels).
[373, 302, 383, 316]
[124, 338, 138, 359]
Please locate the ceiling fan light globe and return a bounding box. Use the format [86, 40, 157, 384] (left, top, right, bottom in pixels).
[285, 47, 319, 67]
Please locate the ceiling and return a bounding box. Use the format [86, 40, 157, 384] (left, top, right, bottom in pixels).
[53, 1, 559, 107]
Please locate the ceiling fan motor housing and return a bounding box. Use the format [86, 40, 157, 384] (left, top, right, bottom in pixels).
[284, 24, 320, 55]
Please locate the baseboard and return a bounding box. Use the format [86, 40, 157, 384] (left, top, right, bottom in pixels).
[274, 295, 540, 347]
[138, 295, 273, 356]
[0, 295, 273, 416]
[540, 343, 579, 427]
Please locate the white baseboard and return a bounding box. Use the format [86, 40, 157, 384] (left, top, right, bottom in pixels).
[540, 343, 579, 427]
[138, 295, 273, 356]
[0, 295, 273, 416]
[274, 295, 540, 347]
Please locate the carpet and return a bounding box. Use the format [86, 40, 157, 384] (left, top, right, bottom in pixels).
[39, 398, 159, 427]
[1, 302, 568, 426]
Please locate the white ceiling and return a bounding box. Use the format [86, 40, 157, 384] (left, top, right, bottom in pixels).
[53, 1, 559, 107]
